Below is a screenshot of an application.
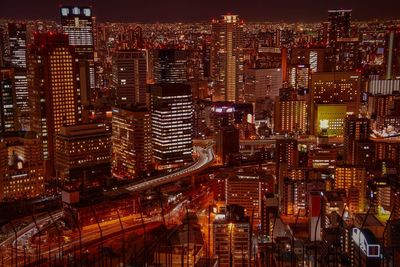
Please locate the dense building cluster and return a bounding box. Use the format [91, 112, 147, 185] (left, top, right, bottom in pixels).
[1, 6, 400, 267]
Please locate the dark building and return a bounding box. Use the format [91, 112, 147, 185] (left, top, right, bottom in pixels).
[112, 49, 147, 107]
[216, 125, 239, 165]
[328, 10, 352, 45]
[153, 49, 187, 83]
[343, 115, 370, 165]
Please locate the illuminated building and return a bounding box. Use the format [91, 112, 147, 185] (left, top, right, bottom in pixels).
[153, 49, 187, 83]
[371, 137, 400, 166]
[368, 79, 400, 96]
[274, 88, 307, 134]
[283, 178, 307, 215]
[225, 170, 272, 224]
[112, 49, 147, 107]
[328, 10, 352, 46]
[216, 125, 239, 165]
[308, 145, 338, 169]
[343, 115, 370, 165]
[28, 32, 79, 178]
[8, 23, 29, 130]
[150, 83, 193, 168]
[60, 6, 96, 104]
[288, 64, 310, 89]
[211, 15, 244, 102]
[0, 68, 17, 132]
[311, 72, 361, 135]
[112, 106, 152, 179]
[0, 28, 4, 67]
[335, 166, 366, 213]
[213, 205, 250, 267]
[55, 124, 112, 187]
[0, 131, 44, 201]
[210, 102, 235, 135]
[315, 104, 347, 136]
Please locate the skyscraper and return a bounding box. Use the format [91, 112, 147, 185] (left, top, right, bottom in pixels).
[112, 49, 147, 107]
[112, 106, 153, 180]
[8, 23, 29, 130]
[153, 49, 187, 83]
[211, 15, 244, 102]
[150, 83, 193, 169]
[343, 115, 370, 165]
[0, 68, 17, 132]
[328, 10, 352, 45]
[60, 6, 95, 105]
[28, 32, 79, 178]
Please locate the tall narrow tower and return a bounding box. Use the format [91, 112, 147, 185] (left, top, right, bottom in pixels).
[211, 15, 244, 102]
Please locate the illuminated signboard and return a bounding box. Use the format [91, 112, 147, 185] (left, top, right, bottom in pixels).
[352, 228, 381, 258]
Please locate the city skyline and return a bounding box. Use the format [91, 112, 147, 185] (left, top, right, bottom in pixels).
[0, 0, 399, 22]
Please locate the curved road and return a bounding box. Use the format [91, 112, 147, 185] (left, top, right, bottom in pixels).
[125, 145, 214, 192]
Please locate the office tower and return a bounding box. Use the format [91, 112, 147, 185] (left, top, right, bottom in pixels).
[60, 6, 95, 104]
[150, 83, 193, 169]
[335, 166, 366, 214]
[288, 64, 310, 89]
[0, 131, 44, 202]
[328, 10, 352, 45]
[213, 205, 251, 267]
[311, 72, 361, 135]
[216, 125, 239, 165]
[265, 68, 283, 98]
[153, 49, 187, 83]
[8, 23, 29, 130]
[225, 170, 271, 224]
[343, 115, 370, 165]
[112, 49, 147, 107]
[274, 88, 307, 134]
[28, 32, 79, 178]
[0, 68, 17, 132]
[112, 106, 153, 179]
[211, 15, 244, 102]
[55, 124, 112, 187]
[244, 68, 271, 102]
[283, 178, 307, 215]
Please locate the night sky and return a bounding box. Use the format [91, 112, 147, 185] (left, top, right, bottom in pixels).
[0, 0, 399, 23]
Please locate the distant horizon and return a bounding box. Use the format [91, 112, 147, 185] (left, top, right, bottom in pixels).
[0, 0, 400, 24]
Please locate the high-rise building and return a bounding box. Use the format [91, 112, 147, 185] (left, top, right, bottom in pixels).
[213, 205, 251, 267]
[243, 68, 270, 102]
[311, 72, 361, 135]
[343, 115, 370, 165]
[150, 83, 193, 168]
[288, 64, 310, 89]
[60, 6, 95, 105]
[8, 23, 29, 130]
[153, 49, 187, 83]
[112, 49, 147, 107]
[328, 10, 352, 45]
[0, 68, 17, 132]
[28, 32, 79, 178]
[211, 15, 244, 102]
[0, 131, 44, 201]
[225, 170, 271, 224]
[216, 125, 239, 165]
[112, 106, 153, 179]
[55, 123, 112, 188]
[335, 166, 366, 214]
[385, 29, 400, 80]
[274, 88, 307, 134]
